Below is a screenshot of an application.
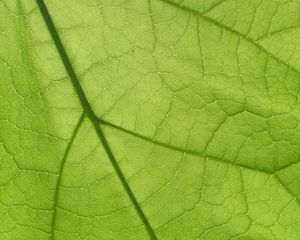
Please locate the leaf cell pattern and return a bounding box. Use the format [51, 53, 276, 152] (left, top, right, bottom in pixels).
[1, 0, 300, 239]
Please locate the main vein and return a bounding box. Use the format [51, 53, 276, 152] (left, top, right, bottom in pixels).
[51, 113, 85, 239]
[35, 0, 157, 239]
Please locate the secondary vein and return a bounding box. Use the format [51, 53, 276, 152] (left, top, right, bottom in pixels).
[97, 118, 273, 175]
[35, 0, 157, 239]
[51, 113, 85, 239]
[157, 0, 300, 75]
[98, 118, 300, 208]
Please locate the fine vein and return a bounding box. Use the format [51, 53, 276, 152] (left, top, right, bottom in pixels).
[97, 118, 300, 207]
[35, 0, 157, 239]
[51, 113, 85, 239]
[97, 118, 272, 174]
[35, 0, 300, 235]
[157, 0, 300, 75]
[97, 118, 300, 206]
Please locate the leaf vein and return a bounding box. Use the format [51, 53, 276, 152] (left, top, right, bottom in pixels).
[157, 0, 300, 74]
[97, 118, 273, 174]
[35, 1, 157, 239]
[51, 113, 85, 239]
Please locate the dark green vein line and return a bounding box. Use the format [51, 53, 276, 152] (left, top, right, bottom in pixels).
[35, 1, 157, 239]
[277, 161, 300, 172]
[274, 174, 300, 207]
[157, 0, 300, 75]
[51, 113, 85, 239]
[98, 118, 300, 207]
[97, 118, 273, 175]
[201, 0, 226, 15]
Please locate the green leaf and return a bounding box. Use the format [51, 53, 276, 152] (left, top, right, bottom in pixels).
[1, 0, 300, 239]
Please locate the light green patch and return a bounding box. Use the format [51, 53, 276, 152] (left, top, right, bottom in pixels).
[1, 0, 300, 239]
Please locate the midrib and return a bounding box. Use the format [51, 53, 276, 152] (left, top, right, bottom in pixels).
[35, 0, 157, 239]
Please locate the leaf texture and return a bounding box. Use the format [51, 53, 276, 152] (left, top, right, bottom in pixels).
[1, 0, 300, 239]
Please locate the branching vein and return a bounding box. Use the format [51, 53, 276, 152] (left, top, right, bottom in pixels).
[157, 0, 300, 75]
[35, 0, 157, 239]
[51, 113, 85, 239]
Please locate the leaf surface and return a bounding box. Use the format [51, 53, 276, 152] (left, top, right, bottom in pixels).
[1, 0, 300, 239]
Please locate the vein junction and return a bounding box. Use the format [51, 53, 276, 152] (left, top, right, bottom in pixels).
[35, 0, 157, 239]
